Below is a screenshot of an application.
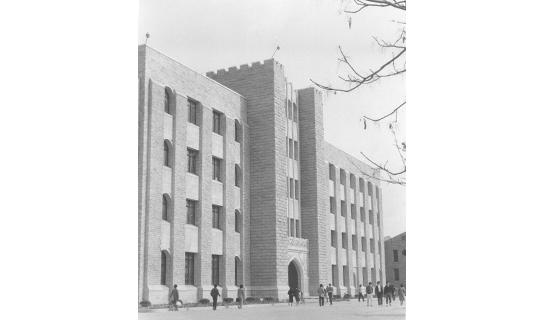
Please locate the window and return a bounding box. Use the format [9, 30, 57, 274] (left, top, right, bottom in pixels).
[212, 157, 222, 181]
[343, 266, 349, 286]
[290, 218, 295, 237]
[162, 194, 170, 221]
[188, 99, 199, 125]
[340, 169, 346, 185]
[164, 87, 171, 115]
[340, 201, 346, 217]
[213, 110, 223, 135]
[360, 207, 366, 222]
[351, 204, 356, 220]
[352, 235, 357, 250]
[187, 148, 198, 174]
[287, 100, 292, 119]
[394, 268, 400, 281]
[369, 210, 374, 225]
[235, 210, 241, 233]
[295, 219, 300, 238]
[332, 265, 338, 286]
[293, 103, 298, 122]
[370, 239, 375, 253]
[234, 119, 241, 142]
[234, 257, 240, 285]
[186, 200, 197, 225]
[329, 164, 335, 181]
[235, 164, 241, 187]
[212, 255, 220, 285]
[288, 138, 294, 158]
[294, 180, 299, 200]
[163, 140, 171, 168]
[185, 253, 195, 285]
[377, 213, 381, 227]
[289, 178, 295, 199]
[294, 141, 299, 160]
[330, 230, 336, 247]
[402, 249, 406, 256]
[212, 205, 222, 230]
[393, 250, 399, 262]
[161, 251, 168, 285]
[330, 197, 336, 214]
[361, 237, 366, 252]
[342, 233, 347, 249]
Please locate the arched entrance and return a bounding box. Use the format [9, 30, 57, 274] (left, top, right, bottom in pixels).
[288, 260, 300, 289]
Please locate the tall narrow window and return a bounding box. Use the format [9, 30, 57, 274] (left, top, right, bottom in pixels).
[369, 210, 374, 225]
[235, 164, 241, 187]
[332, 265, 338, 286]
[185, 253, 195, 285]
[370, 239, 375, 253]
[212, 205, 222, 230]
[352, 235, 357, 250]
[164, 88, 171, 115]
[340, 169, 346, 185]
[331, 230, 336, 247]
[351, 204, 356, 220]
[361, 237, 366, 252]
[294, 141, 299, 160]
[187, 148, 198, 174]
[186, 199, 197, 225]
[342, 233, 347, 249]
[393, 249, 399, 262]
[213, 110, 223, 135]
[234, 119, 241, 142]
[289, 178, 295, 199]
[294, 180, 299, 200]
[295, 219, 300, 238]
[343, 266, 349, 286]
[287, 100, 293, 119]
[234, 257, 240, 285]
[188, 99, 199, 125]
[288, 138, 294, 159]
[234, 210, 241, 233]
[329, 164, 336, 181]
[163, 140, 171, 168]
[212, 255, 220, 285]
[212, 157, 222, 181]
[161, 251, 168, 285]
[394, 268, 400, 281]
[290, 219, 295, 237]
[360, 207, 366, 222]
[330, 197, 336, 214]
[340, 201, 346, 217]
[293, 103, 298, 122]
[162, 194, 170, 221]
[377, 213, 381, 227]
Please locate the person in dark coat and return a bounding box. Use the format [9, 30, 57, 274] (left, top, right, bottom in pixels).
[168, 284, 179, 311]
[294, 288, 301, 305]
[210, 284, 220, 310]
[237, 284, 245, 309]
[317, 284, 326, 306]
[288, 287, 295, 306]
[384, 282, 392, 306]
[375, 281, 384, 306]
[326, 283, 334, 305]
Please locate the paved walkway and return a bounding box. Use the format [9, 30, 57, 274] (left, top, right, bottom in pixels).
[139, 300, 406, 320]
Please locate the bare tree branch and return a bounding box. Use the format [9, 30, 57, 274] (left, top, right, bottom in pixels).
[362, 101, 405, 122]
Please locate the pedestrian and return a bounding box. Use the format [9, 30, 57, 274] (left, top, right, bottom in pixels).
[326, 283, 334, 305]
[390, 282, 396, 302]
[357, 284, 365, 302]
[317, 284, 325, 306]
[384, 282, 392, 306]
[237, 284, 245, 309]
[294, 288, 301, 305]
[398, 284, 406, 306]
[288, 287, 295, 306]
[375, 281, 383, 306]
[210, 284, 220, 310]
[300, 289, 305, 304]
[323, 286, 328, 304]
[168, 284, 179, 311]
[366, 282, 374, 307]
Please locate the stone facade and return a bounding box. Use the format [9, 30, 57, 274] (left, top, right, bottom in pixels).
[138, 45, 386, 304]
[384, 232, 406, 286]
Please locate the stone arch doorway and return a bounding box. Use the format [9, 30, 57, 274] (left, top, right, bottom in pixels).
[288, 260, 300, 289]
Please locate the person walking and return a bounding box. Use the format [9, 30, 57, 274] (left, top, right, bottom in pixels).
[300, 288, 305, 304]
[366, 282, 374, 307]
[398, 284, 406, 306]
[237, 284, 245, 309]
[375, 281, 384, 306]
[168, 284, 179, 311]
[384, 282, 392, 306]
[288, 287, 295, 306]
[357, 284, 365, 302]
[210, 284, 220, 310]
[317, 284, 325, 306]
[294, 288, 301, 305]
[390, 282, 396, 302]
[326, 283, 334, 305]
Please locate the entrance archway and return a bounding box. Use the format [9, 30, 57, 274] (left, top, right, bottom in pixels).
[288, 260, 300, 289]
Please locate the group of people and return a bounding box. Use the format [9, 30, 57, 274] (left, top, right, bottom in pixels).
[287, 287, 305, 306]
[313, 281, 406, 308]
[168, 283, 247, 311]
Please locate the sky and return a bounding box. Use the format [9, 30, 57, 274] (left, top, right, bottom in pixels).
[138, 0, 406, 237]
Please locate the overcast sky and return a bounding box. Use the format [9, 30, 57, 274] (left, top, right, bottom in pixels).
[138, 0, 406, 237]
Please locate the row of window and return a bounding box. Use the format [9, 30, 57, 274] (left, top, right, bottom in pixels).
[392, 249, 406, 262]
[331, 231, 376, 252]
[165, 142, 242, 187]
[162, 195, 242, 233]
[329, 165, 379, 197]
[286, 100, 298, 123]
[288, 218, 301, 238]
[331, 265, 376, 287]
[164, 88, 242, 142]
[161, 251, 242, 286]
[329, 197, 377, 225]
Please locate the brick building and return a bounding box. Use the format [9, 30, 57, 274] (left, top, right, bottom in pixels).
[384, 232, 406, 286]
[138, 45, 386, 304]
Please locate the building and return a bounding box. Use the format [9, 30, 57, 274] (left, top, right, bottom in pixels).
[138, 45, 386, 304]
[384, 232, 406, 286]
